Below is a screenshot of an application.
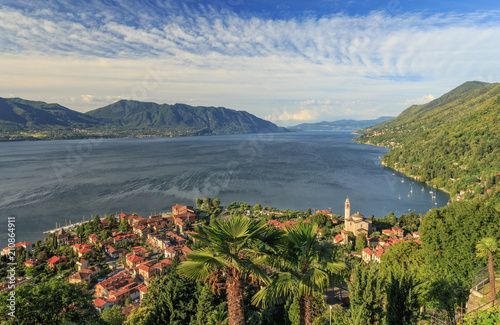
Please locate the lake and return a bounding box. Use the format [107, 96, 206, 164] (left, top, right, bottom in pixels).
[0, 132, 449, 244]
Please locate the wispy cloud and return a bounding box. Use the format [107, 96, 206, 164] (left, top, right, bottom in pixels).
[1, 1, 499, 120]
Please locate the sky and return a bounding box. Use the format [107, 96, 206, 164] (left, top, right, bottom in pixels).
[1, 0, 499, 126]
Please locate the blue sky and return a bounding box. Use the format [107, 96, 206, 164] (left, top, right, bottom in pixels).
[1, 0, 499, 125]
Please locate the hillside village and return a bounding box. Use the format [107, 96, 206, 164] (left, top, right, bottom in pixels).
[0, 198, 428, 321]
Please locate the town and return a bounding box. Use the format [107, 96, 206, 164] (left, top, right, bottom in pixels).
[0, 197, 434, 322]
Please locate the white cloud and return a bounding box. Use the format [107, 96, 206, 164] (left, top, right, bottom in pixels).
[0, 3, 500, 119]
[401, 94, 435, 106]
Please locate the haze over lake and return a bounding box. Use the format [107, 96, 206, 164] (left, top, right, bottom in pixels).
[0, 132, 448, 244]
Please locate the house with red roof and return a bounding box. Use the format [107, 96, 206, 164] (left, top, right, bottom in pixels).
[333, 234, 344, 245]
[88, 234, 99, 245]
[24, 259, 39, 268]
[131, 246, 149, 258]
[93, 297, 116, 313]
[392, 226, 404, 238]
[105, 246, 120, 259]
[46, 255, 67, 269]
[125, 254, 145, 269]
[316, 210, 333, 216]
[94, 271, 135, 298]
[113, 233, 136, 245]
[1, 242, 33, 256]
[362, 247, 373, 263]
[136, 261, 155, 282]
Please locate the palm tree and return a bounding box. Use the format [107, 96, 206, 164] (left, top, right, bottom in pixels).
[476, 237, 500, 301]
[177, 215, 283, 325]
[252, 222, 345, 325]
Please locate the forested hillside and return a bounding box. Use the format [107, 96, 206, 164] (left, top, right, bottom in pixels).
[356, 81, 500, 210]
[0, 98, 286, 141]
[86, 100, 283, 134]
[291, 116, 394, 131]
[0, 97, 100, 132]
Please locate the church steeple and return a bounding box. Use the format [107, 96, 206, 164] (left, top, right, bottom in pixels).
[345, 196, 350, 219]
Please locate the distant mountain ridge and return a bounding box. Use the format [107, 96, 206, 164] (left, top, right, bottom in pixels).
[356, 81, 500, 210]
[0, 98, 286, 140]
[291, 116, 394, 131]
[86, 100, 282, 134]
[0, 97, 100, 132]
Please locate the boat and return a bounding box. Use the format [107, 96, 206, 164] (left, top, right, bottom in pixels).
[401, 179, 404, 183]
[410, 186, 413, 194]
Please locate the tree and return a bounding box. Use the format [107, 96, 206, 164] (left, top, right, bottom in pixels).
[252, 223, 345, 325]
[101, 305, 126, 325]
[118, 220, 129, 232]
[421, 201, 500, 286]
[93, 214, 103, 230]
[213, 198, 221, 209]
[194, 283, 219, 325]
[201, 197, 213, 211]
[141, 272, 197, 324]
[106, 214, 119, 229]
[0, 278, 100, 324]
[386, 271, 421, 325]
[306, 208, 312, 216]
[253, 203, 262, 211]
[476, 237, 500, 301]
[196, 198, 203, 209]
[178, 216, 283, 325]
[347, 264, 385, 324]
[125, 298, 132, 306]
[124, 307, 155, 325]
[355, 233, 367, 252]
[379, 241, 424, 277]
[286, 291, 328, 325]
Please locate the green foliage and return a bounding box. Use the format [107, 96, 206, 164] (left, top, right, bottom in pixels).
[420, 201, 500, 286]
[309, 213, 329, 228]
[385, 271, 421, 325]
[124, 307, 155, 325]
[354, 233, 367, 252]
[0, 278, 100, 324]
[356, 81, 500, 209]
[118, 220, 130, 232]
[101, 305, 126, 325]
[141, 272, 197, 324]
[194, 283, 226, 325]
[252, 223, 345, 325]
[86, 100, 283, 134]
[379, 241, 425, 277]
[463, 305, 500, 324]
[286, 291, 328, 325]
[347, 264, 385, 324]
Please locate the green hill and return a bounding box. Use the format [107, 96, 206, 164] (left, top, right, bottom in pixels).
[86, 100, 283, 134]
[0, 98, 285, 140]
[291, 116, 394, 131]
[0, 97, 100, 132]
[355, 81, 500, 210]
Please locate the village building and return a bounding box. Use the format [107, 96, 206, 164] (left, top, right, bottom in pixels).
[342, 197, 373, 241]
[46, 255, 67, 269]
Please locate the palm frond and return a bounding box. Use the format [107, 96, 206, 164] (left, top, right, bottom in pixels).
[251, 272, 299, 307]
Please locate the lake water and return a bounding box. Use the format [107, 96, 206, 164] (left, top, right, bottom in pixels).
[0, 132, 449, 244]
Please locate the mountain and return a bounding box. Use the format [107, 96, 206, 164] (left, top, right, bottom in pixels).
[355, 81, 500, 210]
[0, 98, 285, 140]
[0, 97, 100, 132]
[86, 100, 283, 134]
[291, 116, 394, 131]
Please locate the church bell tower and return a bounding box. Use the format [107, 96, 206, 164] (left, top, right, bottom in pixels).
[345, 197, 350, 219]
